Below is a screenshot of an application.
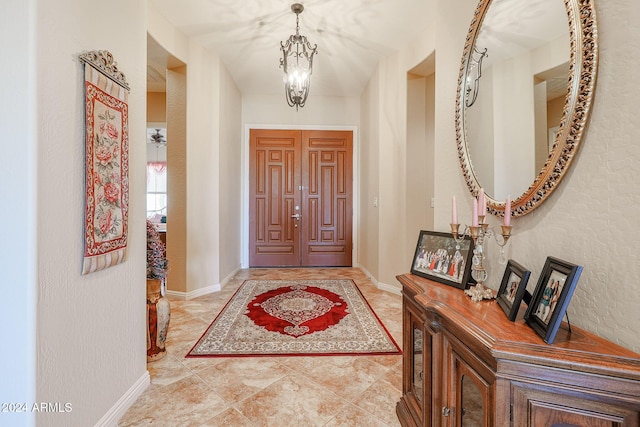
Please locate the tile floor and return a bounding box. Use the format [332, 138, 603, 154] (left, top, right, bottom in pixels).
[119, 268, 404, 427]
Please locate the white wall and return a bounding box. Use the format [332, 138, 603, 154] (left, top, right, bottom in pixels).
[358, 71, 380, 281]
[218, 65, 243, 280]
[509, 0, 640, 352]
[359, 70, 381, 281]
[149, 5, 244, 296]
[242, 94, 360, 126]
[183, 43, 220, 295]
[407, 77, 429, 242]
[1, 1, 36, 425]
[33, 0, 148, 426]
[466, 66, 495, 195]
[492, 54, 536, 199]
[432, 0, 640, 352]
[377, 52, 409, 287]
[360, 26, 436, 289]
[357, 0, 640, 352]
[406, 72, 436, 261]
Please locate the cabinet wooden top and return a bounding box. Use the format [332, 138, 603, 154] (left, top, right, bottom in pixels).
[397, 273, 640, 381]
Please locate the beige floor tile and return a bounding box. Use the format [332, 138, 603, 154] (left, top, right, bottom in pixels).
[119, 375, 228, 426]
[324, 404, 393, 427]
[235, 372, 347, 427]
[146, 352, 192, 386]
[352, 379, 403, 427]
[121, 268, 404, 427]
[181, 354, 229, 373]
[382, 358, 404, 391]
[280, 355, 390, 401]
[195, 358, 292, 403]
[199, 407, 255, 427]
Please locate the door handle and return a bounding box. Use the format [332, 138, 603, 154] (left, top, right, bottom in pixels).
[291, 213, 302, 220]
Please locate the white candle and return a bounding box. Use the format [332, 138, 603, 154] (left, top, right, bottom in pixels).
[452, 195, 458, 224]
[504, 196, 511, 226]
[472, 198, 479, 226]
[479, 188, 486, 214]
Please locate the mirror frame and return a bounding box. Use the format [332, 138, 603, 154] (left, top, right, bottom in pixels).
[455, 0, 598, 217]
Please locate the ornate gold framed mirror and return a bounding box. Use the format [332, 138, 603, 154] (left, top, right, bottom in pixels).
[455, 0, 598, 217]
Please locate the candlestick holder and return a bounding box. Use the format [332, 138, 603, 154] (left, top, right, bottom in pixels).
[450, 217, 513, 302]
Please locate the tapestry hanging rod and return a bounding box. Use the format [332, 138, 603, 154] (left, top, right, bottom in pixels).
[79, 50, 130, 91]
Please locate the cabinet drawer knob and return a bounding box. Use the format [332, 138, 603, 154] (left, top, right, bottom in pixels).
[442, 406, 451, 417]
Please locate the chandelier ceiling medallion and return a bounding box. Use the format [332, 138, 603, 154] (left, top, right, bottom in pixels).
[280, 3, 318, 110]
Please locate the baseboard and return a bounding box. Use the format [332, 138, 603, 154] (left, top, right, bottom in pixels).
[377, 281, 401, 295]
[95, 371, 149, 427]
[165, 283, 221, 300]
[358, 265, 379, 287]
[165, 266, 241, 300]
[220, 266, 241, 289]
[358, 266, 401, 296]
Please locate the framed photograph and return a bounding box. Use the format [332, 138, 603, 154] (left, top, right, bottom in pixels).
[410, 230, 475, 289]
[524, 257, 583, 344]
[496, 260, 531, 321]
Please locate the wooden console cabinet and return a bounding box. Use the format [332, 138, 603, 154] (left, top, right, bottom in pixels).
[396, 273, 640, 427]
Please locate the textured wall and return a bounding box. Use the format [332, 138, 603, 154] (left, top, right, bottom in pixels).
[218, 64, 243, 280]
[149, 12, 235, 296]
[166, 67, 188, 293]
[182, 45, 222, 295]
[509, 0, 640, 352]
[435, 0, 640, 352]
[34, 0, 148, 425]
[242, 94, 361, 126]
[359, 70, 381, 279]
[357, 18, 436, 288]
[1, 1, 36, 424]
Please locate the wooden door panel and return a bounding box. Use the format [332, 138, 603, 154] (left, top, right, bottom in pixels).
[249, 129, 301, 267]
[302, 130, 353, 266]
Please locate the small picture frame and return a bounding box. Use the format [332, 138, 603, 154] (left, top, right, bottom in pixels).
[410, 230, 475, 289]
[496, 260, 531, 321]
[524, 257, 583, 344]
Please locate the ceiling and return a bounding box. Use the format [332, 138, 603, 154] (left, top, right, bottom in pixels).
[476, 0, 569, 100]
[147, 0, 433, 96]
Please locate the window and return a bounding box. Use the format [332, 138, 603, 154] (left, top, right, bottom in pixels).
[146, 126, 167, 219]
[147, 161, 167, 218]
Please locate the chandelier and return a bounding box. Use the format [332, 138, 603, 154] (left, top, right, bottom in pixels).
[280, 3, 317, 110]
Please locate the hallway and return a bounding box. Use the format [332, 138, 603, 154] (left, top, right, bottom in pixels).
[120, 268, 403, 426]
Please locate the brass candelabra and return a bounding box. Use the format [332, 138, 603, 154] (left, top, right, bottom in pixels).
[451, 215, 512, 302]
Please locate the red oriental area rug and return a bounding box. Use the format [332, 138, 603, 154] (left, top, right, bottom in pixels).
[187, 279, 401, 357]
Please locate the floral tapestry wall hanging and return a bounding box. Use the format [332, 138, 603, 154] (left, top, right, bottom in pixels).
[80, 51, 130, 274]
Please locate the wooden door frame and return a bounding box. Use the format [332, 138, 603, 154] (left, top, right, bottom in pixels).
[241, 124, 359, 269]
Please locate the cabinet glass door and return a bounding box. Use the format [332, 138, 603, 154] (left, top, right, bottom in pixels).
[446, 340, 493, 427]
[412, 324, 423, 403]
[461, 374, 483, 426]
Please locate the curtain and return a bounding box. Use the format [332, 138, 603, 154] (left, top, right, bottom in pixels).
[147, 161, 167, 186]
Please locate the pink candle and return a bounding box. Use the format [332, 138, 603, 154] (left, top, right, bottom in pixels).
[504, 196, 511, 226]
[452, 195, 458, 224]
[472, 198, 479, 226]
[479, 188, 486, 214]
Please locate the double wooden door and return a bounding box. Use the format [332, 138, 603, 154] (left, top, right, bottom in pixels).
[249, 129, 353, 267]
